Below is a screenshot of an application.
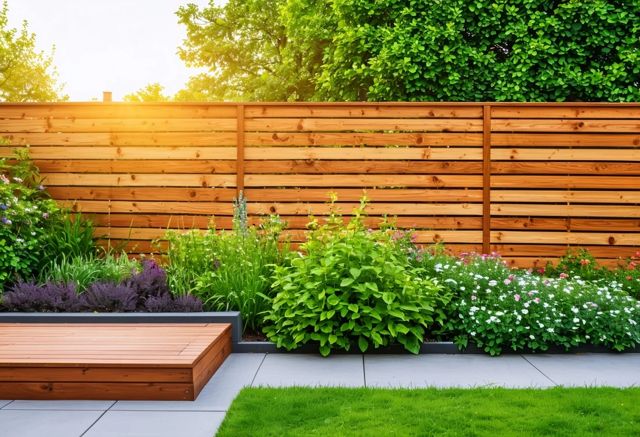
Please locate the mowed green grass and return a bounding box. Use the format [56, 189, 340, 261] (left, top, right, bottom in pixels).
[216, 387, 640, 437]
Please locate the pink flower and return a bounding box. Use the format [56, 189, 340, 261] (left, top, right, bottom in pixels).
[559, 272, 569, 279]
[534, 298, 540, 304]
[514, 294, 521, 302]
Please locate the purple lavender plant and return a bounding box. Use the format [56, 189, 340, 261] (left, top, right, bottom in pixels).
[144, 294, 203, 312]
[126, 259, 170, 307]
[80, 282, 137, 312]
[2, 281, 82, 312]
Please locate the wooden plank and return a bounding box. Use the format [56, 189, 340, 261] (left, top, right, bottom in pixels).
[245, 161, 482, 174]
[492, 190, 640, 204]
[46, 187, 236, 201]
[492, 106, 640, 119]
[242, 188, 483, 202]
[482, 104, 491, 254]
[244, 105, 483, 118]
[1, 147, 237, 160]
[237, 104, 245, 194]
[42, 174, 236, 187]
[0, 118, 237, 133]
[491, 204, 640, 218]
[97, 214, 483, 230]
[244, 118, 483, 132]
[492, 148, 640, 161]
[491, 217, 640, 232]
[243, 174, 483, 188]
[492, 133, 640, 147]
[490, 244, 640, 258]
[34, 160, 238, 174]
[244, 147, 482, 160]
[0, 104, 238, 119]
[491, 162, 640, 175]
[491, 231, 640, 246]
[492, 175, 640, 189]
[245, 132, 483, 146]
[63, 200, 235, 214]
[0, 382, 195, 401]
[2, 132, 237, 146]
[247, 202, 482, 216]
[493, 119, 640, 133]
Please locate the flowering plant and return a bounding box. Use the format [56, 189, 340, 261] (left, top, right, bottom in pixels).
[417, 252, 640, 355]
[0, 149, 60, 288]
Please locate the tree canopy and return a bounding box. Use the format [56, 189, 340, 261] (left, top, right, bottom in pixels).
[0, 1, 65, 102]
[176, 0, 640, 102]
[123, 83, 171, 102]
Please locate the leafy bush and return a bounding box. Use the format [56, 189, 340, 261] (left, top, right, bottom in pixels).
[1, 281, 82, 312]
[40, 252, 140, 292]
[419, 252, 640, 355]
[0, 149, 60, 289]
[263, 199, 450, 356]
[40, 212, 97, 265]
[165, 193, 288, 332]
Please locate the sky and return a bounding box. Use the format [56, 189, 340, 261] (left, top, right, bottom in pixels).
[7, 0, 212, 101]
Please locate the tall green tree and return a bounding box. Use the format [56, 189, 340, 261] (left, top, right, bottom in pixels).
[0, 1, 65, 101]
[314, 0, 640, 102]
[123, 83, 171, 102]
[176, 0, 326, 101]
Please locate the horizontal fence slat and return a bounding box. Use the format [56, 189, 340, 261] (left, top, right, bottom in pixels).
[1, 101, 638, 266]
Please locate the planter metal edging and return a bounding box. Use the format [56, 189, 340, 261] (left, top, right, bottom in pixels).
[235, 340, 640, 354]
[0, 312, 243, 350]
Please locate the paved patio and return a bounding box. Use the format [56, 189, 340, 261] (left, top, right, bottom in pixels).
[1, 353, 638, 437]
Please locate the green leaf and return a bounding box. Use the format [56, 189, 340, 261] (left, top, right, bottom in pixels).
[340, 277, 354, 287]
[358, 336, 369, 353]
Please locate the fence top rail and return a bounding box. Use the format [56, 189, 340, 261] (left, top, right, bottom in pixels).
[0, 101, 639, 107]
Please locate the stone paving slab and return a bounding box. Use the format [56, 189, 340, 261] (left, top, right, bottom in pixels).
[0, 409, 103, 437]
[365, 354, 555, 388]
[252, 354, 365, 387]
[0, 400, 12, 409]
[113, 353, 265, 412]
[83, 411, 225, 437]
[4, 400, 115, 410]
[524, 353, 640, 387]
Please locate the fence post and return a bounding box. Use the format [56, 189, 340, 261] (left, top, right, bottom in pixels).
[236, 104, 245, 196]
[102, 91, 112, 102]
[482, 105, 492, 254]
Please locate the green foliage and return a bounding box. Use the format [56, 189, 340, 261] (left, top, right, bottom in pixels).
[165, 194, 288, 332]
[0, 1, 65, 101]
[175, 0, 325, 101]
[263, 198, 450, 356]
[0, 149, 60, 288]
[317, 0, 640, 101]
[178, 0, 640, 102]
[40, 252, 140, 293]
[418, 252, 640, 355]
[123, 83, 171, 102]
[544, 248, 640, 300]
[39, 212, 97, 266]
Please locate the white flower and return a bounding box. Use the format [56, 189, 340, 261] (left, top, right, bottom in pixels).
[529, 335, 535, 340]
[521, 309, 529, 315]
[488, 280, 497, 287]
[573, 318, 580, 323]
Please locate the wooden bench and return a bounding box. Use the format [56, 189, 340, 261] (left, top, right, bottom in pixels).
[0, 323, 232, 400]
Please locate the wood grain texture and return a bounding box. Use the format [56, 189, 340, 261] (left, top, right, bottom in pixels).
[0, 323, 231, 401]
[1, 101, 639, 265]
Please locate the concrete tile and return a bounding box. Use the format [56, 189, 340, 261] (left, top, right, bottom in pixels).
[365, 354, 555, 388]
[0, 409, 101, 437]
[5, 400, 114, 410]
[524, 353, 640, 387]
[113, 353, 265, 411]
[253, 354, 365, 387]
[0, 400, 12, 409]
[84, 411, 225, 437]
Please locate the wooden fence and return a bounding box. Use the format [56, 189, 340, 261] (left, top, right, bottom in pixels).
[1, 102, 639, 267]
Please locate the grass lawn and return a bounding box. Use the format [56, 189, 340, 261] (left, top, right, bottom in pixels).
[217, 387, 640, 436]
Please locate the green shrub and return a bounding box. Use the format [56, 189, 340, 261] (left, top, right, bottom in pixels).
[165, 193, 288, 332]
[418, 252, 640, 355]
[263, 198, 450, 356]
[40, 212, 97, 265]
[0, 149, 60, 289]
[41, 252, 140, 292]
